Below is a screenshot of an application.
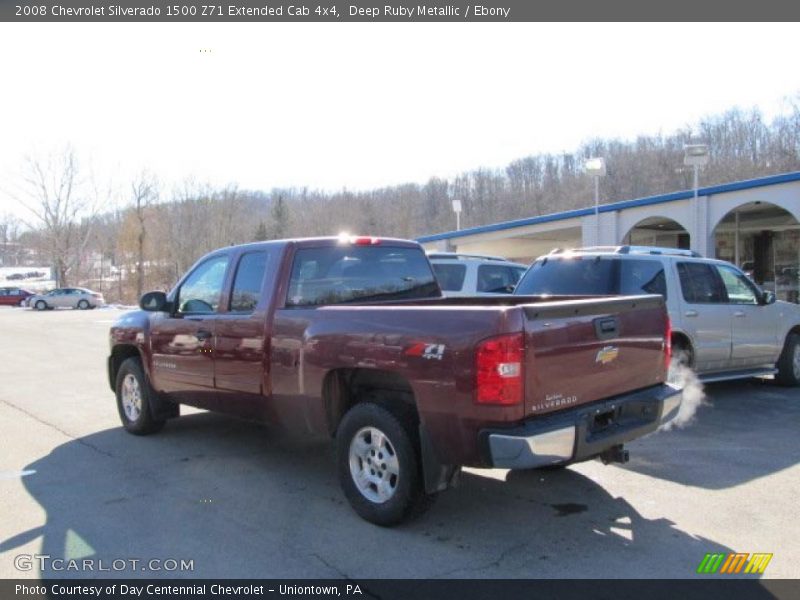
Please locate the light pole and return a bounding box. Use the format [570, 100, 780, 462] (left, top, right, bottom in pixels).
[585, 157, 606, 245]
[451, 199, 462, 231]
[684, 144, 709, 255]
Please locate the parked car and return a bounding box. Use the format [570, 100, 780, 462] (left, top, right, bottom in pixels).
[29, 287, 105, 310]
[514, 245, 800, 386]
[0, 287, 34, 306]
[6, 273, 25, 281]
[427, 252, 528, 296]
[108, 236, 680, 525]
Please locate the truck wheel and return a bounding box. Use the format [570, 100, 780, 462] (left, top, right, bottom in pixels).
[776, 333, 800, 387]
[336, 402, 433, 526]
[115, 357, 166, 435]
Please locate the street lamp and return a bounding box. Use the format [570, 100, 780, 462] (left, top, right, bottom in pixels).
[684, 144, 709, 255]
[451, 199, 462, 231]
[585, 157, 606, 244]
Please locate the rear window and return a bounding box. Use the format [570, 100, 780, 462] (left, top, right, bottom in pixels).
[286, 245, 440, 307]
[515, 257, 617, 295]
[230, 251, 272, 313]
[515, 257, 667, 298]
[431, 263, 467, 291]
[477, 264, 526, 293]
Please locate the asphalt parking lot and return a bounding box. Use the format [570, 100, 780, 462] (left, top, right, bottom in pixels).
[0, 306, 798, 581]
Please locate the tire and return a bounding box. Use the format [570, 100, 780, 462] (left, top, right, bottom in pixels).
[776, 333, 800, 387]
[34, 300, 47, 311]
[336, 402, 434, 526]
[115, 357, 166, 435]
[77, 299, 90, 310]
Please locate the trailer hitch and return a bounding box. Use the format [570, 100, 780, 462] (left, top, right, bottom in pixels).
[600, 444, 629, 465]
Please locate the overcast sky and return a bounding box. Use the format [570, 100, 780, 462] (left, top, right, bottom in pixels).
[1, 22, 799, 218]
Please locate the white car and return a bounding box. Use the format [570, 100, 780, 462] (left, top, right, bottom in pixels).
[514, 246, 800, 386]
[28, 287, 105, 310]
[427, 252, 528, 296]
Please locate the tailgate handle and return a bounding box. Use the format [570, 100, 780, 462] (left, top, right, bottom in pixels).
[594, 317, 619, 340]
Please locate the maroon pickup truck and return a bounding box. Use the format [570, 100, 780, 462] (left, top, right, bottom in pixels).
[108, 236, 682, 525]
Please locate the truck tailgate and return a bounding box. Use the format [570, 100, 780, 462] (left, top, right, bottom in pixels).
[522, 295, 668, 416]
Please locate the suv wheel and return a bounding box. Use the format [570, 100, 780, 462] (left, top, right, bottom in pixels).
[34, 300, 47, 311]
[115, 357, 166, 434]
[776, 333, 800, 387]
[336, 402, 434, 525]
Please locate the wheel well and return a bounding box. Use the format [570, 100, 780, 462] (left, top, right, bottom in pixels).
[110, 345, 142, 388]
[671, 331, 694, 361]
[323, 368, 418, 436]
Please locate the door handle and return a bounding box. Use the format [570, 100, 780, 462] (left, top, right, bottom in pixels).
[195, 330, 213, 341]
[685, 310, 698, 317]
[733, 311, 746, 318]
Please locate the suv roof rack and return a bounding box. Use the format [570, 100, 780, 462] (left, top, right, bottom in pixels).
[549, 246, 701, 258]
[427, 251, 509, 262]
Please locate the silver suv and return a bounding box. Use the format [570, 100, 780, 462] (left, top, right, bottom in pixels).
[514, 246, 800, 386]
[427, 252, 528, 297]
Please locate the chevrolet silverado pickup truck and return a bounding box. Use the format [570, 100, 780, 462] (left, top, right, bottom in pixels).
[108, 236, 682, 525]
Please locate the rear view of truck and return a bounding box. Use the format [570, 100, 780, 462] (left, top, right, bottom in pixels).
[479, 295, 680, 470]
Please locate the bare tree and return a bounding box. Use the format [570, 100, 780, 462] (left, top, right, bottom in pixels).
[0, 214, 20, 267]
[16, 147, 97, 286]
[130, 172, 159, 298]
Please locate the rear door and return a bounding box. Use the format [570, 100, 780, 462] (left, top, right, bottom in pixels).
[675, 262, 733, 372]
[214, 247, 282, 418]
[523, 295, 668, 416]
[149, 253, 230, 406]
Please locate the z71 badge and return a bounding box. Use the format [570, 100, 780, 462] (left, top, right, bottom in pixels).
[405, 342, 446, 361]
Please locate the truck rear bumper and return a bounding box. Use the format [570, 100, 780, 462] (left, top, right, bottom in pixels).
[482, 383, 682, 469]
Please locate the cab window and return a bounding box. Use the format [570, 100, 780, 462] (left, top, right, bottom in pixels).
[431, 263, 467, 292]
[229, 250, 274, 313]
[177, 255, 230, 314]
[716, 264, 759, 305]
[477, 264, 525, 294]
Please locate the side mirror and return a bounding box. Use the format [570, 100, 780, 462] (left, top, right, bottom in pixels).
[140, 291, 170, 312]
[761, 291, 776, 305]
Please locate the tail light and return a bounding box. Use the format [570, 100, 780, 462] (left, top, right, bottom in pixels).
[475, 333, 524, 405]
[664, 316, 672, 374]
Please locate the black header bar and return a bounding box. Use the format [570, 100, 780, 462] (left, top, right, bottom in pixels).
[3, 0, 800, 22]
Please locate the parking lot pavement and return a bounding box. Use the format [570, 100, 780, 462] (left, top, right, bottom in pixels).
[0, 306, 798, 580]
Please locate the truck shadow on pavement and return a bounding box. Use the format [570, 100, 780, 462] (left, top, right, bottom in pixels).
[3, 410, 760, 580]
[619, 378, 800, 489]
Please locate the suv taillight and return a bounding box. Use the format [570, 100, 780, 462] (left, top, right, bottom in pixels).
[475, 333, 524, 405]
[664, 316, 672, 374]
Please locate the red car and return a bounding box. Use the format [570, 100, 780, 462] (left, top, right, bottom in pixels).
[0, 287, 34, 306]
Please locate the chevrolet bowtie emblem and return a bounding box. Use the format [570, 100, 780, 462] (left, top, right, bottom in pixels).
[595, 346, 619, 365]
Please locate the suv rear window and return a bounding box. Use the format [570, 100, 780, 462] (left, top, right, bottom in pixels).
[431, 263, 467, 292]
[515, 257, 667, 298]
[286, 246, 440, 307]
